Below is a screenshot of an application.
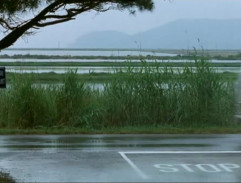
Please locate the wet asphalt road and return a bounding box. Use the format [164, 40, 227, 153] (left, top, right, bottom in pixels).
[0, 134, 241, 182]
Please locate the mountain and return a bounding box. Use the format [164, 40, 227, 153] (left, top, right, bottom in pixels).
[72, 19, 241, 49]
[72, 31, 134, 49]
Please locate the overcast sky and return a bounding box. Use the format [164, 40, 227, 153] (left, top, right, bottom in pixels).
[8, 0, 241, 48]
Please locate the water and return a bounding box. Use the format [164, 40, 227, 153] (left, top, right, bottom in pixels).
[6, 66, 118, 74]
[0, 49, 177, 57]
[5, 66, 241, 74]
[1, 49, 241, 73]
[1, 58, 241, 63]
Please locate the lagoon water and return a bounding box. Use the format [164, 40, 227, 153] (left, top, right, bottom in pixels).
[0, 49, 177, 57]
[5, 66, 241, 74]
[6, 66, 117, 74]
[1, 49, 241, 73]
[1, 58, 241, 63]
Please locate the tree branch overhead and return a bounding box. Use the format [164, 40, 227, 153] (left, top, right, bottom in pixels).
[0, 0, 154, 50]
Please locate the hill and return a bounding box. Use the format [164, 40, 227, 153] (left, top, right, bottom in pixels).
[72, 19, 241, 49]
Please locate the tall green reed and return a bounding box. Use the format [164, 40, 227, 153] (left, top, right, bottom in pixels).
[0, 58, 235, 129]
[54, 69, 95, 127]
[102, 58, 234, 127]
[0, 75, 56, 128]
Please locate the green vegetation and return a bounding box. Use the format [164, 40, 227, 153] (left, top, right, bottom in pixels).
[1, 53, 241, 60]
[0, 172, 15, 183]
[0, 54, 185, 60]
[0, 58, 238, 133]
[2, 61, 241, 67]
[103, 60, 235, 128]
[6, 72, 128, 84]
[0, 126, 241, 134]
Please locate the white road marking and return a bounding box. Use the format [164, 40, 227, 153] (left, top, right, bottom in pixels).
[119, 151, 241, 179]
[119, 152, 149, 179]
[218, 164, 241, 172]
[120, 151, 241, 154]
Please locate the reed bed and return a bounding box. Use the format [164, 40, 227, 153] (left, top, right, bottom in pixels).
[0, 59, 235, 129]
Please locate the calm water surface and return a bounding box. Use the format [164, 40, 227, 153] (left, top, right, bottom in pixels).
[1, 58, 241, 63]
[0, 49, 177, 57]
[5, 66, 241, 74]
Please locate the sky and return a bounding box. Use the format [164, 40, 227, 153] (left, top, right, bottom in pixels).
[5, 0, 241, 48]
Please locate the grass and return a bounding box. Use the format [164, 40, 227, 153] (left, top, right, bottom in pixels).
[101, 59, 235, 128]
[0, 125, 241, 134]
[0, 54, 185, 60]
[0, 58, 238, 132]
[4, 69, 239, 84]
[5, 72, 126, 84]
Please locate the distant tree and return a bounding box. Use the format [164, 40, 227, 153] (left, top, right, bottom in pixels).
[0, 0, 154, 50]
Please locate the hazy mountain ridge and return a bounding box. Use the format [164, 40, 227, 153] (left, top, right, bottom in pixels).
[72, 19, 241, 49]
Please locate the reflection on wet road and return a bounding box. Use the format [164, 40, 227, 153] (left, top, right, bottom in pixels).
[0, 134, 240, 182]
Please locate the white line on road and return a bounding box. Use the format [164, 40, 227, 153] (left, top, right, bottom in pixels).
[119, 151, 241, 179]
[120, 151, 241, 154]
[119, 152, 149, 179]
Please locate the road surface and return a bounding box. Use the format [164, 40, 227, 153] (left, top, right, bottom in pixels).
[0, 134, 240, 182]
